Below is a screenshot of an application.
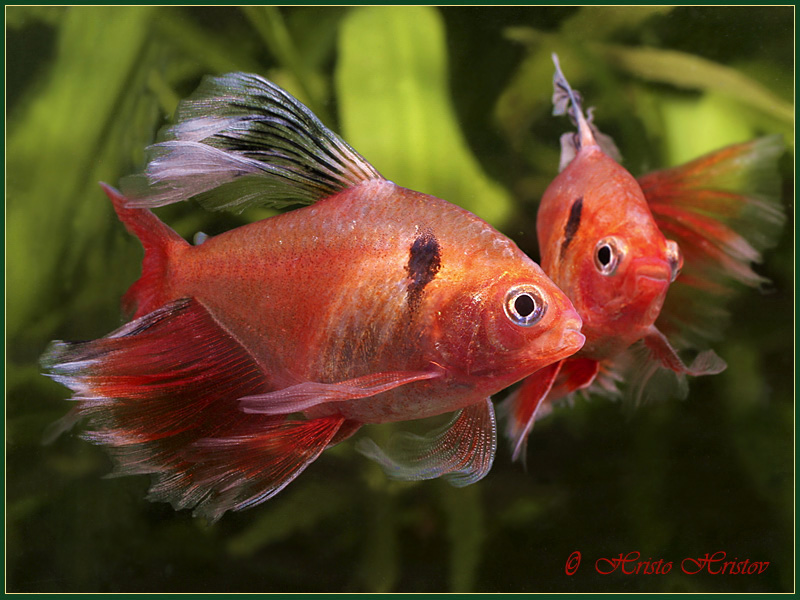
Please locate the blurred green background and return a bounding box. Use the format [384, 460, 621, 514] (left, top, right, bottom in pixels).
[5, 6, 794, 593]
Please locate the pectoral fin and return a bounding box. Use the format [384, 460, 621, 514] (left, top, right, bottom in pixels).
[618, 328, 727, 408]
[643, 327, 727, 377]
[239, 369, 444, 415]
[356, 399, 496, 487]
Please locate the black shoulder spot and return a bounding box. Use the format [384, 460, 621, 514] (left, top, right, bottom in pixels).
[560, 196, 583, 259]
[406, 229, 442, 312]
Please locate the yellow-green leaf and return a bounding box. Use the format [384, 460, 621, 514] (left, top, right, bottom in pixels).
[656, 93, 756, 165]
[560, 6, 673, 39]
[7, 6, 158, 343]
[336, 6, 512, 227]
[599, 44, 794, 124]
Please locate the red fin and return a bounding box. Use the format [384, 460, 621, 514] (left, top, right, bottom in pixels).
[356, 399, 496, 486]
[239, 368, 443, 415]
[101, 183, 189, 318]
[638, 136, 785, 348]
[501, 358, 599, 463]
[548, 357, 600, 402]
[605, 328, 727, 408]
[41, 297, 345, 521]
[551, 54, 622, 170]
[582, 360, 624, 400]
[499, 362, 562, 463]
[168, 415, 345, 522]
[643, 328, 727, 377]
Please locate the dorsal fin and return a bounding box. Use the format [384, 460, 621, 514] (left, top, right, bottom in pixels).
[551, 54, 622, 171]
[121, 73, 384, 212]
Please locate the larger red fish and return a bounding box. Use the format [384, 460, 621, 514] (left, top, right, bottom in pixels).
[42, 73, 584, 521]
[502, 55, 785, 461]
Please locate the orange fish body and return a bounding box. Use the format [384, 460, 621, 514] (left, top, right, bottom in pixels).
[537, 140, 680, 360]
[43, 73, 583, 520]
[119, 179, 579, 424]
[503, 55, 783, 460]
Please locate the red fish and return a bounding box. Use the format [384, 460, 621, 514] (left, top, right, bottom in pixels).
[42, 73, 584, 521]
[502, 55, 784, 460]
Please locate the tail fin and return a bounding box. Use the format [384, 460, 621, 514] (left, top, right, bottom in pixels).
[41, 297, 346, 522]
[119, 73, 384, 212]
[101, 183, 189, 318]
[640, 136, 785, 348]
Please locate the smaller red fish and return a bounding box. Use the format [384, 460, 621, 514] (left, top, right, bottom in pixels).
[502, 55, 784, 460]
[42, 73, 584, 520]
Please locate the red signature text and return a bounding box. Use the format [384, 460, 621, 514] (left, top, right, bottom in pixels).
[681, 552, 770, 575]
[589, 551, 769, 576]
[596, 551, 672, 575]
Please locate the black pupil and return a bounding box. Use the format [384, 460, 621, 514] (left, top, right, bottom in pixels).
[597, 244, 612, 266]
[514, 294, 536, 318]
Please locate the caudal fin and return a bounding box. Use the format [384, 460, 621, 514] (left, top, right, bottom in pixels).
[120, 73, 384, 212]
[640, 136, 785, 348]
[41, 297, 346, 522]
[101, 183, 189, 318]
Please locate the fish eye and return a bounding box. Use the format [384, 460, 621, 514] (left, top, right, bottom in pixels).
[504, 285, 546, 327]
[594, 237, 623, 276]
[665, 240, 683, 282]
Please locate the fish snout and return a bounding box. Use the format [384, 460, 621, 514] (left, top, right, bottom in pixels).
[559, 308, 585, 355]
[633, 257, 673, 283]
[628, 257, 672, 319]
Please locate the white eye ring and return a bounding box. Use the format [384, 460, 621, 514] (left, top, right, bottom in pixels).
[594, 237, 624, 275]
[504, 285, 546, 327]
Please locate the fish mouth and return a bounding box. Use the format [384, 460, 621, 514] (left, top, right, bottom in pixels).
[634, 260, 672, 283]
[552, 313, 585, 361]
[560, 327, 586, 358]
[515, 326, 584, 378]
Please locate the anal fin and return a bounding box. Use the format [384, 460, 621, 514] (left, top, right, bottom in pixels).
[41, 297, 346, 521]
[163, 415, 345, 522]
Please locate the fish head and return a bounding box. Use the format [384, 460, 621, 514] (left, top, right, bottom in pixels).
[431, 257, 584, 385]
[537, 146, 683, 358]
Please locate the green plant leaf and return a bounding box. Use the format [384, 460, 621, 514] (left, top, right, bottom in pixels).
[599, 44, 794, 124]
[7, 7, 159, 347]
[5, 5, 66, 28]
[240, 6, 330, 121]
[226, 482, 349, 557]
[336, 6, 512, 227]
[440, 484, 484, 592]
[656, 92, 758, 165]
[560, 6, 673, 39]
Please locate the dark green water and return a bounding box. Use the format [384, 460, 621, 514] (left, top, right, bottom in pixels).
[6, 6, 794, 593]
